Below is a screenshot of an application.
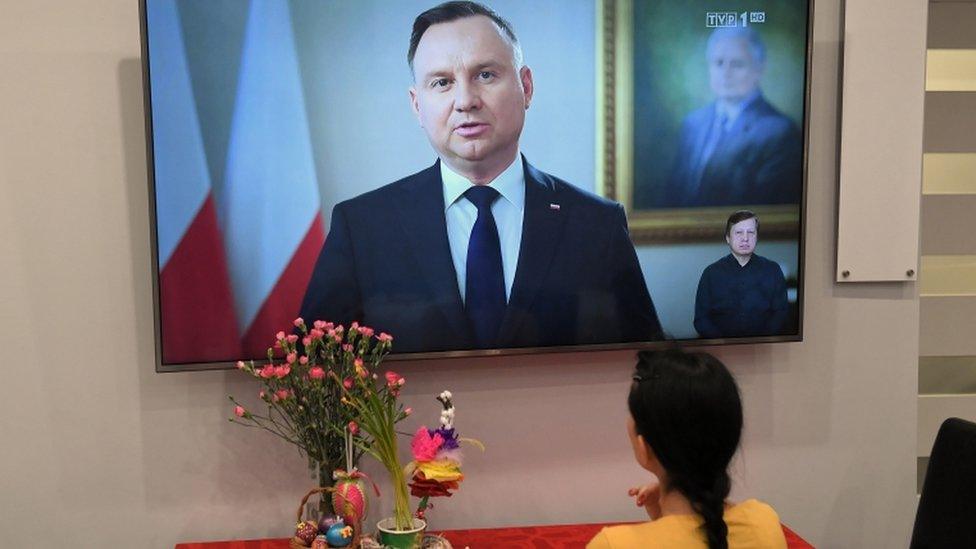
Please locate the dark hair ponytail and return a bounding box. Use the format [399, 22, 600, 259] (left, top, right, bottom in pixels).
[628, 349, 743, 549]
[681, 472, 732, 549]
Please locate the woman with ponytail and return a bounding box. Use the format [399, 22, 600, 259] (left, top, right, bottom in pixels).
[587, 349, 786, 549]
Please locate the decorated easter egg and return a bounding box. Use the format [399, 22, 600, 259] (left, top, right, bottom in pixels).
[294, 520, 318, 545]
[317, 514, 339, 534]
[325, 521, 353, 547]
[310, 534, 328, 549]
[331, 474, 368, 526]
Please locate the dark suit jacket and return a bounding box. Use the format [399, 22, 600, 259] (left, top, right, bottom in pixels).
[693, 253, 789, 339]
[665, 94, 802, 208]
[298, 158, 663, 354]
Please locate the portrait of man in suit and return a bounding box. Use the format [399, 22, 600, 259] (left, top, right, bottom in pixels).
[299, 1, 662, 354]
[663, 27, 802, 208]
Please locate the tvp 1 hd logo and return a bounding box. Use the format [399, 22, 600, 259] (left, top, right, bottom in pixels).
[706, 11, 766, 28]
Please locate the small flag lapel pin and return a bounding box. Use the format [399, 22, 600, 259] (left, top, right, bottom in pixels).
[549, 203, 560, 211]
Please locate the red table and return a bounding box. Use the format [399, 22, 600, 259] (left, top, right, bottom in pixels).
[176, 522, 813, 548]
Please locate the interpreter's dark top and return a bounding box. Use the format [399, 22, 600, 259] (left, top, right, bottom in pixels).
[694, 253, 789, 339]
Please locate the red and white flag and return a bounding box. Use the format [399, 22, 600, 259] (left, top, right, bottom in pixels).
[220, 0, 325, 358]
[149, 0, 241, 364]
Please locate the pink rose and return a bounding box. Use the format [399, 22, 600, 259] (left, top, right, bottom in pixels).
[377, 332, 393, 342]
[385, 371, 400, 384]
[286, 352, 297, 364]
[259, 364, 276, 379]
[309, 367, 325, 380]
[405, 407, 413, 416]
[235, 361, 246, 370]
[275, 389, 289, 401]
[286, 334, 299, 344]
[234, 406, 246, 417]
[276, 331, 286, 341]
[351, 322, 359, 330]
[293, 317, 304, 327]
[299, 356, 309, 365]
[313, 320, 327, 330]
[359, 327, 374, 338]
[348, 421, 359, 435]
[343, 377, 354, 390]
[343, 344, 353, 353]
[302, 336, 312, 347]
[310, 328, 324, 339]
[275, 365, 291, 378]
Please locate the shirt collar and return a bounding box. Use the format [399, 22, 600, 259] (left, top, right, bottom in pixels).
[441, 154, 525, 212]
[717, 89, 762, 125]
[726, 252, 753, 267]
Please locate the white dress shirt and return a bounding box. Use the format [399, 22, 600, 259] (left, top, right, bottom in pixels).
[441, 156, 525, 304]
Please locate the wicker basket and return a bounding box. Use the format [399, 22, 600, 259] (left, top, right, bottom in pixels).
[288, 486, 362, 549]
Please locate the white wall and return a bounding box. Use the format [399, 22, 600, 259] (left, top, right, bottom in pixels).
[0, 1, 919, 548]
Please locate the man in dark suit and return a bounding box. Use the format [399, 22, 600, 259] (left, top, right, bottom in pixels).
[665, 27, 802, 208]
[694, 210, 788, 339]
[299, 1, 662, 353]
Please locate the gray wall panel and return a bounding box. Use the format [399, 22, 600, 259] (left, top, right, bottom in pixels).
[921, 194, 976, 254]
[924, 92, 976, 152]
[929, 1, 976, 49]
[920, 296, 976, 355]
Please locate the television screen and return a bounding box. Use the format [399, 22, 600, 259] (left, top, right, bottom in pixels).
[142, 0, 810, 370]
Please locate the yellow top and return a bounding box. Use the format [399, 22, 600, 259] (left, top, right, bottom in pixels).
[586, 499, 787, 549]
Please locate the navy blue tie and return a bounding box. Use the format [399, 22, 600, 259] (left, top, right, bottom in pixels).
[464, 186, 506, 348]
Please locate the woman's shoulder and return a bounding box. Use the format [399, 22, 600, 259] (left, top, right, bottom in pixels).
[726, 499, 788, 548]
[728, 499, 781, 522]
[586, 516, 700, 549]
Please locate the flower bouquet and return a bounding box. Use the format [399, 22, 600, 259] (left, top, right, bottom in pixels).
[334, 365, 421, 547]
[339, 370, 482, 548]
[229, 318, 393, 520]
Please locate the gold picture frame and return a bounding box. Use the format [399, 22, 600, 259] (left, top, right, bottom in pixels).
[596, 0, 802, 244]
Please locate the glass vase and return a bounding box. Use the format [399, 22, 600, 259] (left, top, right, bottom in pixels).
[307, 458, 336, 519]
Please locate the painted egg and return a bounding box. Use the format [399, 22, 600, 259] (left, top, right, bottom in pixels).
[294, 520, 318, 545]
[325, 521, 353, 547]
[331, 477, 368, 526]
[318, 514, 339, 534]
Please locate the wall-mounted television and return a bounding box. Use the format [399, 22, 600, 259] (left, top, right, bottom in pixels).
[141, 0, 811, 371]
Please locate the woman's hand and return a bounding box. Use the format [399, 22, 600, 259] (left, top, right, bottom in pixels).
[628, 481, 662, 520]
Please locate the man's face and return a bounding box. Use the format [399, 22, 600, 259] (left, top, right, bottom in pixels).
[726, 217, 758, 259]
[708, 37, 762, 103]
[409, 16, 533, 176]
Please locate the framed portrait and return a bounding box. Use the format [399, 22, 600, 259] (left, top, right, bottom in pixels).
[597, 0, 812, 243]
